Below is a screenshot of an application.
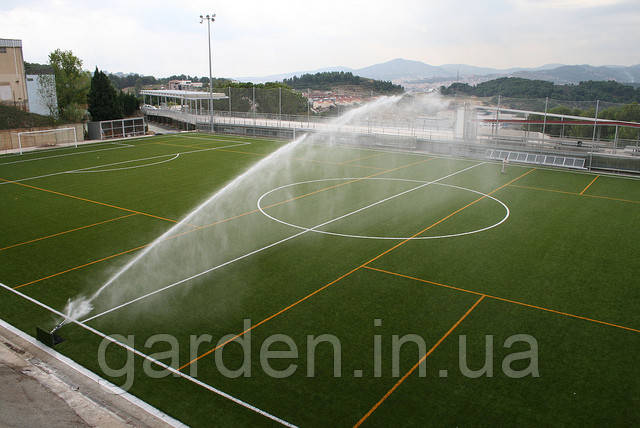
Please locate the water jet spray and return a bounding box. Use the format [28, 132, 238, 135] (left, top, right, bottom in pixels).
[54, 95, 419, 327]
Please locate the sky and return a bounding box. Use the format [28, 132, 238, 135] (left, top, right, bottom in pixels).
[1, 0, 638, 79]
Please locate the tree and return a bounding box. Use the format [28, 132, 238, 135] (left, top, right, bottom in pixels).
[36, 74, 59, 122]
[48, 49, 90, 121]
[118, 91, 140, 116]
[88, 67, 122, 121]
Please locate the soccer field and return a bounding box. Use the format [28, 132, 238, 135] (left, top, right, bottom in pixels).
[1, 133, 639, 427]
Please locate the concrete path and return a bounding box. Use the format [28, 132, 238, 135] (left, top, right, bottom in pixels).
[0, 324, 185, 428]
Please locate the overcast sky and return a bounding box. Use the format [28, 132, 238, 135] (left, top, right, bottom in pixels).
[2, 0, 638, 79]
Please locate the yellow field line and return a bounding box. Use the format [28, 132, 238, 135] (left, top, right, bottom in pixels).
[363, 266, 640, 334]
[0, 177, 186, 225]
[581, 193, 640, 204]
[13, 243, 150, 290]
[353, 295, 486, 427]
[338, 152, 384, 165]
[215, 147, 387, 171]
[0, 213, 136, 252]
[13, 158, 432, 290]
[580, 175, 600, 195]
[178, 167, 536, 371]
[349, 169, 537, 270]
[192, 157, 431, 231]
[509, 183, 640, 204]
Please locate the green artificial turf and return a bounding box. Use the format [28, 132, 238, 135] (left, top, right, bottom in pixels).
[1, 133, 639, 427]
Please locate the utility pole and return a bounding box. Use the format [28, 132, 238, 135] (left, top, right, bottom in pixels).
[307, 88, 310, 127]
[200, 13, 216, 132]
[279, 86, 282, 127]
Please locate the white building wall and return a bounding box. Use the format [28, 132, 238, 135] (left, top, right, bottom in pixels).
[26, 74, 58, 117]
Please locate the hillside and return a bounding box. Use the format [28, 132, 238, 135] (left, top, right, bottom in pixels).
[513, 65, 640, 85]
[0, 104, 56, 130]
[282, 71, 403, 94]
[239, 59, 640, 86]
[440, 78, 640, 104]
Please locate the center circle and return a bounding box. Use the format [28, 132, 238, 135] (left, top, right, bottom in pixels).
[257, 177, 510, 240]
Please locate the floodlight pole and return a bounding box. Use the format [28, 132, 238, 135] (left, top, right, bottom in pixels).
[200, 13, 216, 132]
[592, 99, 599, 143]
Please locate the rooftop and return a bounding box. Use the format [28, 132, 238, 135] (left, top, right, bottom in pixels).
[140, 89, 227, 100]
[0, 39, 22, 48]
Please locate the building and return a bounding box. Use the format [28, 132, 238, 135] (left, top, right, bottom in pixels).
[26, 71, 58, 117]
[0, 38, 28, 110]
[167, 79, 204, 90]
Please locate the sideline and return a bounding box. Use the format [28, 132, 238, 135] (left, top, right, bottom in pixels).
[0, 282, 298, 428]
[0, 318, 187, 428]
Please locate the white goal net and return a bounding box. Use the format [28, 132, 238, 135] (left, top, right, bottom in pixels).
[16, 127, 78, 154]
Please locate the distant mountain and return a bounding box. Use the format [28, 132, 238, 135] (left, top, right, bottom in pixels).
[237, 58, 640, 86]
[352, 58, 444, 81]
[439, 63, 563, 76]
[512, 65, 640, 84]
[237, 66, 354, 83]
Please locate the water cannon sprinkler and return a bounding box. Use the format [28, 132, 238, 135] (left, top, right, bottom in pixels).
[51, 319, 67, 334]
[36, 325, 65, 347]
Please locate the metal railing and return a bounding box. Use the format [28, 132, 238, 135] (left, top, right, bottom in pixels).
[142, 98, 640, 174]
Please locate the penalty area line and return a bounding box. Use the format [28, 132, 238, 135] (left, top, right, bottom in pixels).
[0, 141, 136, 166]
[0, 281, 298, 428]
[0, 141, 251, 185]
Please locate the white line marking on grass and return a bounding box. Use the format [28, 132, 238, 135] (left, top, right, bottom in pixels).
[181, 134, 286, 145]
[82, 162, 482, 324]
[0, 282, 298, 428]
[0, 143, 136, 166]
[0, 142, 251, 185]
[181, 135, 283, 146]
[335, 143, 640, 182]
[0, 139, 145, 161]
[0, 318, 189, 428]
[0, 133, 216, 166]
[257, 177, 509, 240]
[67, 154, 181, 173]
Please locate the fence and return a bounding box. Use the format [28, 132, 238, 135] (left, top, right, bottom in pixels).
[143, 93, 640, 174]
[87, 117, 146, 140]
[0, 123, 84, 154]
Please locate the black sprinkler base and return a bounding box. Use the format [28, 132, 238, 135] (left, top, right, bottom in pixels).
[36, 327, 65, 347]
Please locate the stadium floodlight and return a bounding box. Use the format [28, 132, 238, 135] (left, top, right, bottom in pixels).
[200, 13, 216, 132]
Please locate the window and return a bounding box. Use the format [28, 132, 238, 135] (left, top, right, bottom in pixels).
[0, 47, 7, 53]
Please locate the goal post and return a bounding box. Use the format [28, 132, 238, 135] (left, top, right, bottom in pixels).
[16, 127, 78, 154]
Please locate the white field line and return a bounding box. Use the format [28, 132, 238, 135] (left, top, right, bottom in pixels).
[67, 154, 181, 173]
[257, 177, 509, 240]
[0, 142, 251, 185]
[0, 138, 149, 161]
[0, 133, 220, 166]
[185, 134, 640, 182]
[0, 142, 136, 166]
[181, 134, 286, 145]
[0, 318, 188, 428]
[334, 142, 640, 182]
[82, 162, 482, 324]
[0, 281, 298, 428]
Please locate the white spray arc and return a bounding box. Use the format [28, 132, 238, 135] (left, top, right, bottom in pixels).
[52, 95, 402, 332]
